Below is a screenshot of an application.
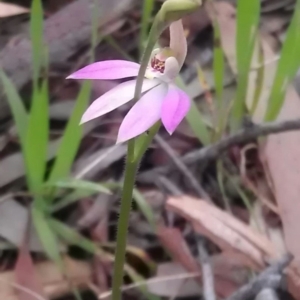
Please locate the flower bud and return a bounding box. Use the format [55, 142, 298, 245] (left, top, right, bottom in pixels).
[158, 0, 202, 23]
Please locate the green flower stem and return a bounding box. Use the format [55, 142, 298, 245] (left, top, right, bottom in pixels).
[134, 122, 161, 162]
[134, 15, 166, 99]
[111, 19, 163, 300]
[111, 140, 138, 300]
[111, 11, 167, 300]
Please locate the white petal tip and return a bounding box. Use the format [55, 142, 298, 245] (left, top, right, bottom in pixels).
[79, 118, 87, 125]
[66, 75, 74, 79]
[116, 138, 125, 144]
[166, 129, 174, 135]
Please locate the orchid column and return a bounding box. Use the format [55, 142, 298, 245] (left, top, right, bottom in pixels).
[67, 1, 202, 299]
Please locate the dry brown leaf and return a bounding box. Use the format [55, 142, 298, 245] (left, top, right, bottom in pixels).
[147, 262, 202, 297]
[167, 196, 279, 268]
[206, 2, 300, 297]
[156, 225, 201, 280]
[0, 3, 29, 18]
[250, 202, 286, 256]
[14, 243, 45, 300]
[0, 256, 92, 300]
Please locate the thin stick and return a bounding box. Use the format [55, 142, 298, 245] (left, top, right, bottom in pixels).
[197, 238, 216, 300]
[139, 119, 300, 182]
[99, 271, 201, 299]
[154, 134, 210, 200]
[225, 253, 293, 300]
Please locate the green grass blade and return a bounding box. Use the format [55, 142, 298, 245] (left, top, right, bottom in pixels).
[51, 219, 160, 300]
[105, 182, 156, 229]
[250, 39, 264, 115]
[50, 189, 98, 212]
[32, 207, 62, 267]
[50, 219, 100, 253]
[132, 189, 155, 230]
[264, 0, 300, 121]
[24, 80, 49, 194]
[30, 0, 44, 84]
[47, 178, 111, 194]
[139, 0, 155, 56]
[176, 76, 210, 145]
[48, 81, 91, 183]
[212, 19, 224, 109]
[0, 71, 28, 146]
[233, 0, 260, 129]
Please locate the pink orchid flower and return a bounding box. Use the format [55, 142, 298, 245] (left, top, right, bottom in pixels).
[67, 20, 190, 143]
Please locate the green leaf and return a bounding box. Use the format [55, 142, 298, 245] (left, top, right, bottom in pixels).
[51, 219, 160, 300]
[24, 80, 49, 194]
[48, 82, 91, 183]
[47, 178, 111, 194]
[132, 189, 156, 229]
[50, 219, 101, 254]
[32, 207, 62, 267]
[264, 0, 300, 121]
[212, 18, 226, 135]
[105, 182, 156, 229]
[233, 0, 260, 129]
[0, 71, 28, 146]
[250, 39, 264, 115]
[176, 76, 210, 145]
[30, 0, 44, 83]
[50, 189, 99, 212]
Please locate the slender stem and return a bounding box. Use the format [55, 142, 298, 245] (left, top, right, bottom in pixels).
[111, 140, 138, 300]
[134, 122, 161, 162]
[111, 12, 166, 300]
[135, 15, 166, 99]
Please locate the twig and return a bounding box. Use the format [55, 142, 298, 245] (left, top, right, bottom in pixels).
[197, 238, 216, 300]
[98, 271, 201, 299]
[156, 175, 182, 226]
[157, 175, 183, 196]
[75, 144, 123, 179]
[225, 253, 293, 300]
[154, 135, 210, 201]
[138, 119, 300, 182]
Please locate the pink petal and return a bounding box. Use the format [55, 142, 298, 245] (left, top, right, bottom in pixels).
[67, 60, 140, 80]
[163, 57, 180, 81]
[161, 85, 190, 134]
[117, 83, 168, 143]
[81, 79, 160, 123]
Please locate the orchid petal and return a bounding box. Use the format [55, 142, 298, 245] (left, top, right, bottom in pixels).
[161, 85, 190, 134]
[67, 60, 140, 80]
[169, 20, 187, 69]
[117, 83, 168, 143]
[81, 79, 160, 123]
[163, 57, 180, 81]
[145, 57, 179, 82]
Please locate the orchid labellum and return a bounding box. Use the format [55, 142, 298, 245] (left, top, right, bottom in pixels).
[67, 20, 190, 143]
